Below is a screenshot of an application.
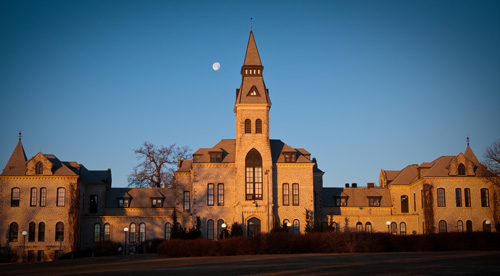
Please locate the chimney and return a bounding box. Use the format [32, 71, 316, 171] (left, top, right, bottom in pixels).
[352, 183, 357, 188]
[367, 183, 375, 189]
[345, 183, 350, 188]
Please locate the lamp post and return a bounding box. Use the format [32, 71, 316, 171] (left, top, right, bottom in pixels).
[124, 227, 128, 255]
[485, 220, 491, 232]
[21, 230, 27, 262]
[287, 222, 292, 233]
[221, 223, 227, 240]
[386, 221, 391, 234]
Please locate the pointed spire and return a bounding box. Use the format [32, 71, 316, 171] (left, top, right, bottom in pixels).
[2, 136, 28, 176]
[243, 31, 262, 66]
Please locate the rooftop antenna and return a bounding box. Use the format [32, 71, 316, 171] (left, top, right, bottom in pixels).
[250, 17, 253, 30]
[18, 131, 22, 142]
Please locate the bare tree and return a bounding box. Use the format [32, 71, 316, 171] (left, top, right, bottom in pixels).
[128, 141, 191, 188]
[484, 139, 500, 177]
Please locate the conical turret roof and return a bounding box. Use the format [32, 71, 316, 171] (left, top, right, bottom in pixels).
[2, 140, 27, 175]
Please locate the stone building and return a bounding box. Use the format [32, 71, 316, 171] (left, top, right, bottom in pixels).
[1, 31, 498, 262]
[320, 140, 499, 235]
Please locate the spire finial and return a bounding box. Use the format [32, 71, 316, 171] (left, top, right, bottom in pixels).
[467, 136, 470, 146]
[250, 17, 253, 30]
[18, 131, 22, 142]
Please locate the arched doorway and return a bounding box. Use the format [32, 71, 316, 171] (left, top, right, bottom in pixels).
[248, 217, 261, 237]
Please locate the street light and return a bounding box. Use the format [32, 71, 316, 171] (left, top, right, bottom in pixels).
[386, 221, 391, 234]
[124, 227, 128, 255]
[221, 223, 227, 240]
[21, 230, 27, 262]
[287, 222, 292, 233]
[485, 220, 491, 232]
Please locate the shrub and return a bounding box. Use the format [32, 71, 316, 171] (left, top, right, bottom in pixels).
[157, 231, 500, 258]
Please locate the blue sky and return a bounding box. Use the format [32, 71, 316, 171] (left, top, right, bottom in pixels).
[1, 0, 499, 188]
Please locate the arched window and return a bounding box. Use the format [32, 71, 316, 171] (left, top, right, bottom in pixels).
[29, 222, 35, 242]
[466, 220, 473, 232]
[11, 188, 20, 207]
[481, 188, 489, 207]
[282, 183, 289, 206]
[245, 149, 263, 200]
[217, 220, 224, 239]
[38, 222, 45, 241]
[483, 220, 491, 232]
[139, 223, 146, 242]
[40, 188, 47, 207]
[129, 223, 136, 243]
[207, 220, 214, 240]
[401, 195, 409, 213]
[245, 119, 251, 134]
[248, 218, 261, 237]
[458, 163, 465, 175]
[400, 222, 406, 235]
[464, 188, 471, 207]
[57, 188, 65, 207]
[139, 222, 146, 242]
[293, 219, 300, 235]
[437, 188, 446, 207]
[292, 183, 299, 206]
[103, 223, 110, 241]
[455, 188, 462, 207]
[391, 222, 397, 235]
[30, 188, 37, 206]
[165, 223, 171, 240]
[457, 220, 463, 232]
[9, 222, 18, 242]
[438, 220, 447, 233]
[356, 222, 363, 232]
[94, 223, 101, 242]
[55, 222, 64, 241]
[365, 222, 372, 233]
[35, 161, 43, 174]
[255, 119, 262, 134]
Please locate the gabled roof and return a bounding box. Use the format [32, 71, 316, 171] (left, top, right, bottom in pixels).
[2, 141, 27, 175]
[270, 139, 314, 163]
[192, 139, 236, 163]
[323, 187, 392, 207]
[105, 188, 175, 208]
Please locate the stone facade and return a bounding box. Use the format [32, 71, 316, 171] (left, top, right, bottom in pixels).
[320, 143, 499, 234]
[1, 31, 498, 263]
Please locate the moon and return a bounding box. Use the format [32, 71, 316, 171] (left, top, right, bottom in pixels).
[212, 62, 220, 71]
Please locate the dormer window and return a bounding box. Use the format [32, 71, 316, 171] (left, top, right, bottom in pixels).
[151, 198, 163, 208]
[458, 163, 465, 175]
[210, 152, 222, 163]
[335, 196, 348, 207]
[35, 162, 43, 174]
[368, 197, 381, 207]
[118, 198, 129, 208]
[284, 153, 296, 163]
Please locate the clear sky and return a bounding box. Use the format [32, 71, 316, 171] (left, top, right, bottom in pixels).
[1, 0, 500, 188]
